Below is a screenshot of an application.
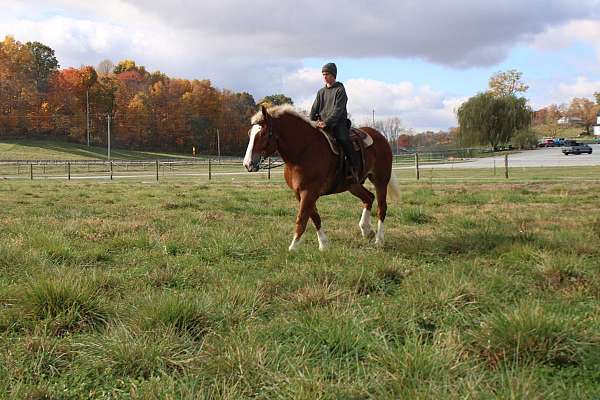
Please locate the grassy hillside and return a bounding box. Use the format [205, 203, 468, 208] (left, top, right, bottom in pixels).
[0, 139, 198, 161]
[531, 124, 587, 139]
[0, 179, 599, 398]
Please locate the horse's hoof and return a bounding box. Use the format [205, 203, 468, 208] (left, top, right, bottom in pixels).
[362, 230, 375, 239]
[374, 239, 384, 248]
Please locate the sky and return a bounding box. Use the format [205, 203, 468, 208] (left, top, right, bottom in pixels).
[2, 0, 600, 131]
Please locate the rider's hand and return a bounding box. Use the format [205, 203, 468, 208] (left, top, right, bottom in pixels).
[316, 121, 326, 129]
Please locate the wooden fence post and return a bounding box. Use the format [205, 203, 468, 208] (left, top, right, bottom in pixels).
[415, 153, 420, 180]
[110, 161, 113, 180]
[268, 157, 271, 180]
[156, 160, 159, 181]
[68, 162, 71, 180]
[504, 154, 509, 179]
[208, 159, 212, 181]
[30, 163, 33, 180]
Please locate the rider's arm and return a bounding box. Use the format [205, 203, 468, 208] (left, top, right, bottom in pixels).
[309, 92, 321, 121]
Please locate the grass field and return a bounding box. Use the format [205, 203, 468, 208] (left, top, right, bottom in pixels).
[1, 178, 599, 399]
[0, 139, 198, 161]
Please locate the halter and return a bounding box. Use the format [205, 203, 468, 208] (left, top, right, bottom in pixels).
[261, 117, 277, 152]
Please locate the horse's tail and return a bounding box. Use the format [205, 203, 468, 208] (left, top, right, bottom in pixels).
[387, 170, 400, 201]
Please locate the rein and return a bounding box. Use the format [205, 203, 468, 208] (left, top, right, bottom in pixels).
[259, 158, 285, 170]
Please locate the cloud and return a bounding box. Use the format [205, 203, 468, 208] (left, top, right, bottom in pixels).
[4, 1, 599, 71]
[556, 76, 600, 100]
[284, 68, 461, 131]
[1, 1, 598, 128]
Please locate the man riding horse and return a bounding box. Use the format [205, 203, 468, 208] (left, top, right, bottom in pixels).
[310, 63, 361, 183]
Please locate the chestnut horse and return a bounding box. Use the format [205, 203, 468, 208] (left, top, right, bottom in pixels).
[243, 105, 398, 251]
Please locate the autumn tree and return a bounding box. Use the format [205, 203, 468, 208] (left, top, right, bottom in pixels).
[457, 92, 531, 150]
[0, 36, 37, 136]
[488, 69, 529, 97]
[113, 59, 147, 76]
[567, 97, 599, 135]
[594, 92, 600, 105]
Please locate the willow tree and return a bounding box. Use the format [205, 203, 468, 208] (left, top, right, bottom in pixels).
[457, 93, 531, 150]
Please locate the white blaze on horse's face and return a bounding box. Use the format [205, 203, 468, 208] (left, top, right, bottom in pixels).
[243, 124, 262, 172]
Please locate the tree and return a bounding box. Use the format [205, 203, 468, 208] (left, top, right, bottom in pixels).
[567, 97, 599, 135]
[25, 41, 59, 92]
[488, 69, 529, 97]
[96, 59, 114, 75]
[258, 94, 293, 107]
[113, 59, 147, 76]
[594, 92, 600, 106]
[457, 92, 531, 150]
[511, 129, 538, 149]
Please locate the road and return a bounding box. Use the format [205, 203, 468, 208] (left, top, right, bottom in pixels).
[422, 144, 600, 169]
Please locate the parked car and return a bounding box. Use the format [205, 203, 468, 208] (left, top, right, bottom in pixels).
[563, 139, 578, 147]
[562, 144, 593, 155]
[538, 138, 555, 147]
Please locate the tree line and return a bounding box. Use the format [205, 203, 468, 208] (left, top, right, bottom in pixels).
[0, 35, 269, 155]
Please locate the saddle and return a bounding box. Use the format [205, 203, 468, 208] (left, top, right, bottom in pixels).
[317, 123, 373, 192]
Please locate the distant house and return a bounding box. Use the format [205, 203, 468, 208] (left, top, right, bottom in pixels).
[557, 116, 584, 125]
[594, 110, 600, 137]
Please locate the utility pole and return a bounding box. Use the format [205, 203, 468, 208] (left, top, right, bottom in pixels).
[86, 90, 90, 147]
[372, 109, 375, 126]
[107, 114, 111, 160]
[216, 128, 221, 162]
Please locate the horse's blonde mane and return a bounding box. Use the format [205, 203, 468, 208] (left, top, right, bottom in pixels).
[251, 104, 315, 126]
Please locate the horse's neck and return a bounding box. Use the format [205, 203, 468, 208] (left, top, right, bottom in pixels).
[274, 117, 317, 165]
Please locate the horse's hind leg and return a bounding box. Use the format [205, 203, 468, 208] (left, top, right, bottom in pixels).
[348, 185, 375, 239]
[373, 181, 388, 247]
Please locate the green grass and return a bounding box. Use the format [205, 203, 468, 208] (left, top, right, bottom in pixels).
[0, 139, 201, 160]
[0, 179, 599, 398]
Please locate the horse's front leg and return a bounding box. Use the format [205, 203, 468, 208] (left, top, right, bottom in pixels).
[289, 192, 317, 251]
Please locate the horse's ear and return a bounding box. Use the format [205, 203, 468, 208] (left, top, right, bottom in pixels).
[261, 105, 269, 122]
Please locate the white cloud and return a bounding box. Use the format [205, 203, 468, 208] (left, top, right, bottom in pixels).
[1, 1, 599, 128]
[556, 76, 600, 100]
[283, 69, 461, 131]
[531, 19, 600, 51]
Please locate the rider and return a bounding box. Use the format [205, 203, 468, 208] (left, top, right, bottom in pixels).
[310, 62, 360, 183]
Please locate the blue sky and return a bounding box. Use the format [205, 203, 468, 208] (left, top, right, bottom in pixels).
[2, 0, 600, 131]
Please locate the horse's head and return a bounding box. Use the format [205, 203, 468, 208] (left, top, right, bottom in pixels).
[243, 105, 277, 172]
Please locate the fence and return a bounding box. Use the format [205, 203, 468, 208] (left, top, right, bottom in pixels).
[2, 149, 600, 182]
[0, 158, 282, 182]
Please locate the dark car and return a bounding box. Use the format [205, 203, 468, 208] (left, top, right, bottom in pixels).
[563, 139, 578, 147]
[562, 144, 592, 155]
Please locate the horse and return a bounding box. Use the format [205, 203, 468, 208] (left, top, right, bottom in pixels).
[243, 105, 399, 251]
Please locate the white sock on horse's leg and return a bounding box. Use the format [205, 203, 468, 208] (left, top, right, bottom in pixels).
[288, 234, 304, 251]
[375, 220, 385, 246]
[316, 229, 329, 251]
[359, 208, 375, 238]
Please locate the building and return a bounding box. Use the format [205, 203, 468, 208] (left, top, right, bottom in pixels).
[594, 110, 600, 137]
[557, 116, 584, 125]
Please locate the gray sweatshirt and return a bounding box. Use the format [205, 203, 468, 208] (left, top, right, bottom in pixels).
[309, 82, 348, 128]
